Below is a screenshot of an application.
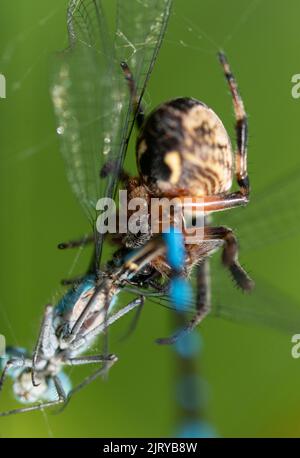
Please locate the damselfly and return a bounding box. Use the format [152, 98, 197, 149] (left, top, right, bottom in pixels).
[0, 0, 174, 417]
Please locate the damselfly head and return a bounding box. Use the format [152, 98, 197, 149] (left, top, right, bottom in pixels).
[136, 97, 234, 198]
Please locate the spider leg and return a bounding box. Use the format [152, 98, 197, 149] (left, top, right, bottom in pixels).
[121, 236, 165, 278]
[156, 260, 211, 345]
[181, 52, 250, 215]
[59, 236, 98, 284]
[121, 61, 145, 129]
[218, 51, 249, 197]
[0, 375, 66, 417]
[57, 233, 94, 250]
[60, 275, 87, 286]
[100, 160, 131, 185]
[205, 226, 254, 291]
[156, 223, 254, 344]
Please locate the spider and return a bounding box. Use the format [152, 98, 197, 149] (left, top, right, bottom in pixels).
[113, 51, 255, 342]
[59, 50, 254, 342]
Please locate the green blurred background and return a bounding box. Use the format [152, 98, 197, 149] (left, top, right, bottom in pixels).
[1, 0, 300, 438]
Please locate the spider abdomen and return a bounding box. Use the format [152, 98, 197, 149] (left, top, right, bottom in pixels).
[137, 97, 234, 197]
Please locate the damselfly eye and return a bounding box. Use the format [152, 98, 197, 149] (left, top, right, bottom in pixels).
[136, 97, 234, 197]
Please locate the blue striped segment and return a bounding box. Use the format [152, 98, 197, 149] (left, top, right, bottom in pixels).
[55, 274, 96, 314]
[164, 229, 217, 438]
[169, 277, 193, 312]
[163, 226, 185, 270]
[174, 332, 202, 358]
[163, 227, 193, 312]
[176, 420, 217, 438]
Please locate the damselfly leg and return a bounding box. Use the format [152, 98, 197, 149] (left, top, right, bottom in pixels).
[0, 376, 67, 418]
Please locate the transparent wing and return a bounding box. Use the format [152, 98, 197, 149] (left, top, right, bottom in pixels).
[111, 0, 173, 195]
[211, 268, 300, 333]
[214, 165, 300, 251]
[150, 269, 300, 334]
[114, 0, 172, 105]
[210, 165, 300, 331]
[52, 0, 116, 224]
[148, 166, 300, 333]
[52, 0, 172, 261]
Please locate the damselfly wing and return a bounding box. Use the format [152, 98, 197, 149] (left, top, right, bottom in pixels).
[52, 0, 173, 264]
[152, 166, 300, 334]
[211, 166, 300, 332]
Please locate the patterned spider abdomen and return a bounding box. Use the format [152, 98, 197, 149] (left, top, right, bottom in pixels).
[136, 97, 233, 197]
